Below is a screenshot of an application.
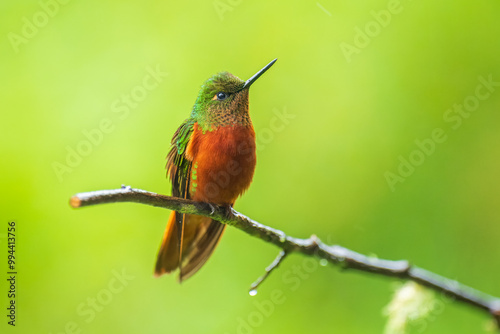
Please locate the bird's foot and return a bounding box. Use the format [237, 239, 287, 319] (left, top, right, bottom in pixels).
[222, 205, 236, 219]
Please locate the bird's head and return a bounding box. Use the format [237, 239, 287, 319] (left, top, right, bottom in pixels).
[192, 59, 277, 131]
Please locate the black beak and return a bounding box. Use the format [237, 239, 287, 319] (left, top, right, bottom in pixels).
[242, 58, 277, 90]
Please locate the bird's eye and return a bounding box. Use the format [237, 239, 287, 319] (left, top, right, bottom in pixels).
[216, 92, 228, 101]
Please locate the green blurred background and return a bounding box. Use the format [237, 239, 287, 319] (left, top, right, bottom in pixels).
[2, 0, 500, 333]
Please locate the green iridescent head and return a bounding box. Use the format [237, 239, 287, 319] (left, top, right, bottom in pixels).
[191, 59, 277, 131]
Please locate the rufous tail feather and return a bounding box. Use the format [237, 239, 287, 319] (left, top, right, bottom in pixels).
[155, 212, 226, 281]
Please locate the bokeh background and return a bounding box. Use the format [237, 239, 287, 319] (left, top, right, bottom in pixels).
[2, 1, 500, 333]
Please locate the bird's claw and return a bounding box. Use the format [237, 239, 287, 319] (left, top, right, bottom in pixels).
[207, 203, 216, 215]
[206, 203, 234, 218]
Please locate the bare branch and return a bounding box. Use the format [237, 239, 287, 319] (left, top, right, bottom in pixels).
[250, 250, 289, 294]
[70, 187, 500, 327]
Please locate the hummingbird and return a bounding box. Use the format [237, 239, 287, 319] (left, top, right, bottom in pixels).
[155, 59, 277, 281]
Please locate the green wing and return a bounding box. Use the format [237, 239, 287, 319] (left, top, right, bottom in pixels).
[166, 119, 195, 199]
[165, 119, 195, 273]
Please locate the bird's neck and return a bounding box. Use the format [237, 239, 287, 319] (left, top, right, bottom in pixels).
[196, 106, 252, 132]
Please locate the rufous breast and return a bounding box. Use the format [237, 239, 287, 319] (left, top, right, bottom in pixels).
[186, 123, 256, 205]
